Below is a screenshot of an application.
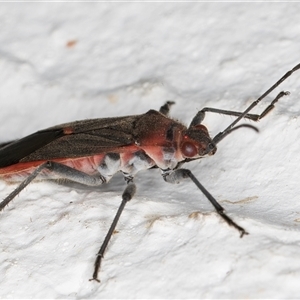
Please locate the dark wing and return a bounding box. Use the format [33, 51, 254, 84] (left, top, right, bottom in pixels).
[0, 141, 18, 149]
[0, 114, 143, 168]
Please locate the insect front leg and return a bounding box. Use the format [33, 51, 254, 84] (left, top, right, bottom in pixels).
[0, 161, 106, 211]
[189, 91, 290, 127]
[91, 176, 136, 282]
[161, 168, 248, 237]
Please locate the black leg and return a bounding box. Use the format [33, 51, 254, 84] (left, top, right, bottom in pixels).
[162, 168, 248, 237]
[90, 181, 136, 282]
[0, 161, 105, 211]
[0, 163, 48, 211]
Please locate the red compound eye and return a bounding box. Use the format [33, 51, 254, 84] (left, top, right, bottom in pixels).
[181, 141, 197, 158]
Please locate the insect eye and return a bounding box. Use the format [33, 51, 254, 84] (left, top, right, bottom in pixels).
[181, 141, 198, 158]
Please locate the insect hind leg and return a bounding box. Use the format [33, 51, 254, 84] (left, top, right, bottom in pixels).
[0, 161, 106, 211]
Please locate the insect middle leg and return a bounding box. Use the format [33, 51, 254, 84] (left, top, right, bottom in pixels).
[0, 161, 106, 211]
[91, 178, 136, 282]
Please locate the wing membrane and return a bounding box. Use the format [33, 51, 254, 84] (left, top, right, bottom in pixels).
[0, 114, 140, 168]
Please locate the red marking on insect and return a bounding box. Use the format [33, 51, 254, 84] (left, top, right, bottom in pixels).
[63, 127, 74, 135]
[0, 63, 299, 283]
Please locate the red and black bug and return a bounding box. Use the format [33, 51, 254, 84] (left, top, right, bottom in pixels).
[0, 63, 299, 282]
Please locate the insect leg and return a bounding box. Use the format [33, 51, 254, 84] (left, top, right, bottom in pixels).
[159, 101, 175, 116]
[90, 180, 136, 282]
[0, 162, 49, 211]
[190, 91, 289, 127]
[162, 168, 248, 237]
[0, 161, 105, 211]
[213, 63, 300, 144]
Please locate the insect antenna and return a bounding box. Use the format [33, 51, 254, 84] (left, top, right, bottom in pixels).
[212, 63, 300, 145]
[213, 123, 259, 145]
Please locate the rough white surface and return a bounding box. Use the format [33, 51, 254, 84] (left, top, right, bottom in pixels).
[1, 3, 300, 299]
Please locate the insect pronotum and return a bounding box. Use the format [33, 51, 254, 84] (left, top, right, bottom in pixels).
[0, 63, 299, 282]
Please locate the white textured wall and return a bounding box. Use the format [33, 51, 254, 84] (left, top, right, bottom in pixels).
[1, 3, 300, 298]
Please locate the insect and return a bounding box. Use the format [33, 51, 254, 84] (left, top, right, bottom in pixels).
[0, 63, 299, 282]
